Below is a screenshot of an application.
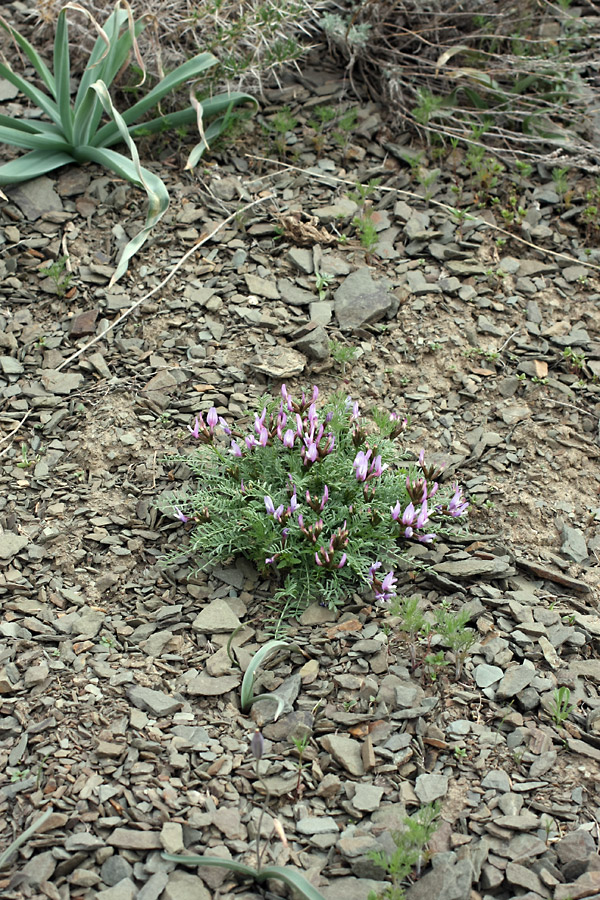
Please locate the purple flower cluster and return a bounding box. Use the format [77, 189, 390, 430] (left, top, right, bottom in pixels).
[353, 448, 387, 482]
[315, 520, 348, 570]
[188, 406, 219, 443]
[368, 562, 397, 606]
[175, 390, 470, 611]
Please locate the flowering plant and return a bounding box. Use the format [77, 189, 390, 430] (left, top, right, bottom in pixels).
[162, 386, 469, 625]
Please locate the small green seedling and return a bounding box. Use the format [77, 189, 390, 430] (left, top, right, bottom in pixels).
[549, 686, 574, 726]
[368, 802, 440, 900]
[315, 271, 333, 300]
[328, 339, 358, 373]
[44, 256, 73, 297]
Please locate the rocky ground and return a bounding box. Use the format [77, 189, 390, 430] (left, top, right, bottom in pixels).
[1, 50, 600, 900]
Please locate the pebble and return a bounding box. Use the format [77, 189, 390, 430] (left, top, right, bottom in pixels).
[127, 687, 182, 717]
[414, 774, 449, 804]
[334, 268, 398, 332]
[320, 735, 365, 776]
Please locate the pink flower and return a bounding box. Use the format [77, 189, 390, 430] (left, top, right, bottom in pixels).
[206, 407, 218, 430]
[188, 415, 202, 439]
[353, 449, 372, 482]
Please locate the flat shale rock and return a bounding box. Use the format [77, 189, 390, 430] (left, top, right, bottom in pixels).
[107, 828, 162, 850]
[249, 345, 306, 377]
[7, 175, 63, 220]
[334, 268, 398, 332]
[433, 555, 515, 579]
[0, 532, 29, 559]
[321, 876, 391, 900]
[162, 870, 212, 900]
[191, 598, 241, 633]
[127, 686, 182, 717]
[405, 858, 473, 900]
[183, 672, 241, 695]
[320, 734, 364, 776]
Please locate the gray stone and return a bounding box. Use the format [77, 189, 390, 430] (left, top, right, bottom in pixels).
[334, 268, 398, 332]
[127, 686, 182, 717]
[309, 300, 333, 325]
[96, 879, 136, 900]
[555, 828, 597, 864]
[529, 750, 557, 778]
[108, 829, 162, 850]
[65, 832, 105, 852]
[505, 861, 546, 895]
[321, 876, 391, 900]
[434, 556, 514, 579]
[21, 850, 56, 885]
[0, 356, 23, 375]
[297, 815, 339, 835]
[278, 278, 315, 306]
[0, 532, 29, 560]
[474, 664, 503, 688]
[192, 598, 241, 634]
[481, 770, 511, 792]
[496, 664, 535, 699]
[561, 525, 588, 563]
[414, 774, 449, 804]
[352, 783, 384, 812]
[313, 197, 358, 221]
[406, 269, 440, 294]
[160, 822, 185, 854]
[162, 871, 212, 900]
[493, 812, 539, 830]
[40, 370, 84, 395]
[507, 833, 547, 860]
[0, 78, 19, 101]
[501, 404, 531, 425]
[294, 323, 330, 360]
[244, 273, 280, 299]
[249, 345, 306, 378]
[138, 872, 169, 900]
[184, 672, 241, 696]
[286, 248, 314, 274]
[101, 855, 134, 887]
[299, 603, 338, 625]
[405, 859, 473, 900]
[320, 734, 364, 776]
[7, 176, 63, 221]
[211, 806, 246, 840]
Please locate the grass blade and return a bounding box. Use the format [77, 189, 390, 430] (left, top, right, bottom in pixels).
[0, 125, 70, 152]
[240, 640, 288, 712]
[0, 63, 60, 126]
[0, 150, 74, 184]
[73, 5, 135, 144]
[185, 112, 235, 170]
[0, 807, 54, 869]
[54, 9, 73, 143]
[92, 53, 218, 147]
[0, 16, 55, 97]
[161, 855, 327, 900]
[74, 5, 126, 106]
[98, 92, 256, 148]
[84, 79, 169, 284]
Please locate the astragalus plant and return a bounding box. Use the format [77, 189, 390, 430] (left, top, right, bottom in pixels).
[0, 2, 255, 283]
[162, 386, 469, 628]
